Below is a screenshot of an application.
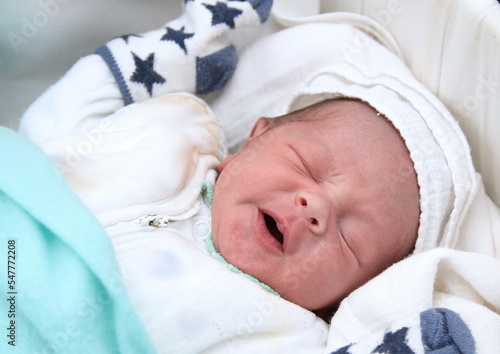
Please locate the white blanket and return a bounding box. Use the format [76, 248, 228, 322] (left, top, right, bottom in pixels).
[328, 247, 500, 353]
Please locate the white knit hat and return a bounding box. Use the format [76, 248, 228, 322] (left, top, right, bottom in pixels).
[287, 30, 476, 253]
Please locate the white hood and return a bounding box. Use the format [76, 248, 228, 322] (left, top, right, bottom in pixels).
[286, 24, 476, 254]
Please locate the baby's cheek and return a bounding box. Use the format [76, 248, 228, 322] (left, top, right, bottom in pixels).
[214, 169, 232, 189]
[278, 253, 339, 310]
[281, 271, 303, 294]
[216, 157, 247, 189]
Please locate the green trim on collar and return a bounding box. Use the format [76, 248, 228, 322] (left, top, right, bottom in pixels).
[206, 232, 280, 297]
[201, 180, 214, 207]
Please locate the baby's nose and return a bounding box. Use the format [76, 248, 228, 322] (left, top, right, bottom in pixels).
[296, 190, 330, 236]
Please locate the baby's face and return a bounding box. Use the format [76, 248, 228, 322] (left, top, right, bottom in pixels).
[211, 100, 420, 312]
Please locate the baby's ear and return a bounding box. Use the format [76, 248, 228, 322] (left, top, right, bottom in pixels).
[249, 117, 270, 138]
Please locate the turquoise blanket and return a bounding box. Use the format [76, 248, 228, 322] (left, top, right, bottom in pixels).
[0, 127, 156, 353]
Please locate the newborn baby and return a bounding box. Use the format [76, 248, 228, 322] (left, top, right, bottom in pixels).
[19, 0, 487, 352]
[211, 98, 420, 313]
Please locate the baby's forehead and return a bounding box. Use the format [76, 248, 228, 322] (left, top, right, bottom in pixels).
[274, 99, 401, 143]
[267, 99, 412, 174]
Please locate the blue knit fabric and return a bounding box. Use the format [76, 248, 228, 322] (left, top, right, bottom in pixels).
[0, 127, 155, 353]
[331, 344, 353, 354]
[420, 308, 475, 354]
[95, 45, 134, 105]
[244, 0, 274, 22]
[196, 45, 237, 94]
[328, 308, 475, 353]
[372, 328, 414, 354]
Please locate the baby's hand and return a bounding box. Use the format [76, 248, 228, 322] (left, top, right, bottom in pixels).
[96, 0, 273, 105]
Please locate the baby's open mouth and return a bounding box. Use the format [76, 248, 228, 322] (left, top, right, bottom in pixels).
[263, 213, 284, 245]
